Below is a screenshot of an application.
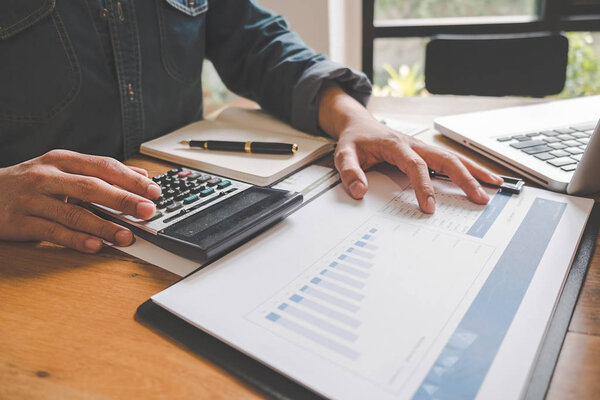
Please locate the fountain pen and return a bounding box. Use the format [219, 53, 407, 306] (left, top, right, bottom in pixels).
[180, 140, 298, 155]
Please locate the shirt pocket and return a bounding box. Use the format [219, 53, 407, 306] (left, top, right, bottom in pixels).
[0, 0, 81, 122]
[156, 0, 208, 84]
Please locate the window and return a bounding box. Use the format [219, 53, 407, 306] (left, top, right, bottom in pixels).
[363, 0, 600, 98]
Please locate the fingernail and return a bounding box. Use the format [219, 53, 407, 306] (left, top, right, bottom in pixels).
[146, 182, 161, 198]
[84, 238, 103, 251]
[491, 173, 504, 184]
[425, 196, 436, 213]
[115, 230, 133, 246]
[349, 181, 366, 199]
[137, 201, 156, 218]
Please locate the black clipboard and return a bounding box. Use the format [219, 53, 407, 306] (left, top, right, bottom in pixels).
[135, 202, 599, 400]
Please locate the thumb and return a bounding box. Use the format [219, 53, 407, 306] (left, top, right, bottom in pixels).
[334, 146, 368, 199]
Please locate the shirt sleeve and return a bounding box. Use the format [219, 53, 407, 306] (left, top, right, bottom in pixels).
[205, 0, 372, 136]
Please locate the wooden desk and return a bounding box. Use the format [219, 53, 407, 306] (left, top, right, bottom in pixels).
[1, 96, 598, 399]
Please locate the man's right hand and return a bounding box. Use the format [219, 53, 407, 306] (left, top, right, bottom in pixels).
[0, 149, 162, 253]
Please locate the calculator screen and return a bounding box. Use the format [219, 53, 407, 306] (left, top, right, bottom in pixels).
[171, 189, 270, 238]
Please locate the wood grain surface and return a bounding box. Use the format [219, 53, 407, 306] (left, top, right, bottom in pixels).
[1, 96, 598, 399]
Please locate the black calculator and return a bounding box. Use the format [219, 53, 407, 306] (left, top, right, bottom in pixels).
[94, 167, 303, 263]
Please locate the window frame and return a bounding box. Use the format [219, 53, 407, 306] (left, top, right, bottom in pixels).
[362, 0, 600, 80]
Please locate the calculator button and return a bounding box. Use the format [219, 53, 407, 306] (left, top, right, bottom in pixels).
[207, 178, 222, 186]
[200, 188, 215, 197]
[561, 164, 578, 172]
[152, 174, 166, 183]
[174, 190, 191, 201]
[525, 132, 541, 137]
[166, 202, 183, 212]
[217, 180, 231, 189]
[177, 170, 192, 178]
[147, 212, 163, 222]
[224, 187, 238, 195]
[196, 175, 210, 183]
[511, 135, 529, 141]
[187, 173, 202, 181]
[190, 185, 206, 194]
[156, 199, 171, 209]
[183, 194, 199, 204]
[164, 189, 177, 198]
[542, 137, 560, 143]
[167, 168, 179, 176]
[496, 136, 512, 142]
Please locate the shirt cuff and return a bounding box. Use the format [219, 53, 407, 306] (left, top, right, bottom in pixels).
[290, 59, 372, 136]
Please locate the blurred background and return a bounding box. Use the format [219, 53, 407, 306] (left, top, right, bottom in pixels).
[202, 0, 600, 111]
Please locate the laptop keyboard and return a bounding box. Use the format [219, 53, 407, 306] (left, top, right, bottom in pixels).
[496, 121, 596, 172]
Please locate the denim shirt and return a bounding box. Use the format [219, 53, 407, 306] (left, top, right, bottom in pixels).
[0, 0, 371, 167]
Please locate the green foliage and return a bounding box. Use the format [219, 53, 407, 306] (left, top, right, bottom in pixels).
[375, 0, 535, 20]
[555, 32, 600, 98]
[373, 63, 426, 97]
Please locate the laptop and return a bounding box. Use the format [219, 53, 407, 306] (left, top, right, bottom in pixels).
[434, 96, 600, 195]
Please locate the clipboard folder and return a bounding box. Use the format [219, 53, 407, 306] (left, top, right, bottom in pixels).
[136, 202, 599, 400]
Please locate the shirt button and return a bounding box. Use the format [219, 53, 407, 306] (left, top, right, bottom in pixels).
[188, 0, 195, 7]
[100, 9, 109, 19]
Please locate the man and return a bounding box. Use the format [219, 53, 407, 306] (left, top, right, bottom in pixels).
[0, 0, 501, 253]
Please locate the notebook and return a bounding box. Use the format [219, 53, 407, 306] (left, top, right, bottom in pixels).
[140, 107, 335, 186]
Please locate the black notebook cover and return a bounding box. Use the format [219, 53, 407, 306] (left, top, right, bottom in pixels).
[136, 202, 599, 400]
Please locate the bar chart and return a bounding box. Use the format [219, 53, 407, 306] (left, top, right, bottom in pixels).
[262, 227, 379, 360]
[249, 215, 496, 388]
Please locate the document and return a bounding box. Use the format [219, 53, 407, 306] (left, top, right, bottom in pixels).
[151, 167, 593, 400]
[114, 163, 339, 277]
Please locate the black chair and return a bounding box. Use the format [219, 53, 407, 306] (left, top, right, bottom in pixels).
[425, 32, 569, 97]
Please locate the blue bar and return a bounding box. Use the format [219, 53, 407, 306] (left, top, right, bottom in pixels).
[300, 286, 360, 312]
[369, 228, 377, 233]
[289, 294, 361, 328]
[340, 254, 372, 269]
[347, 247, 375, 260]
[355, 240, 378, 251]
[278, 303, 358, 341]
[467, 191, 512, 238]
[311, 277, 364, 301]
[266, 312, 280, 322]
[321, 269, 365, 289]
[329, 262, 370, 279]
[413, 198, 567, 400]
[266, 312, 359, 359]
[362, 234, 372, 240]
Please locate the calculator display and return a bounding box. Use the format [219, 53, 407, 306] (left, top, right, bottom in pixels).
[172, 190, 270, 238]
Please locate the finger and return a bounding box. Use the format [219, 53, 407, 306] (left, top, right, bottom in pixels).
[41, 172, 157, 219]
[44, 150, 161, 199]
[23, 216, 104, 254]
[128, 166, 149, 177]
[334, 145, 368, 199]
[28, 197, 134, 246]
[419, 148, 489, 205]
[455, 155, 503, 185]
[382, 143, 436, 214]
